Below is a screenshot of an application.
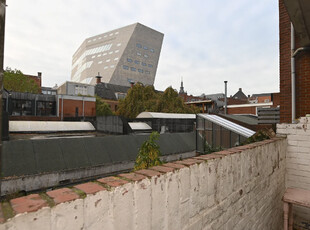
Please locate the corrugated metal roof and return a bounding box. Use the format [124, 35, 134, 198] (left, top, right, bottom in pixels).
[9, 121, 95, 133]
[137, 112, 196, 119]
[197, 114, 255, 138]
[128, 122, 152, 130]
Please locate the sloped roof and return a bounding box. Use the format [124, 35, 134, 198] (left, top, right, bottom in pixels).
[197, 114, 255, 138]
[232, 88, 248, 100]
[95, 82, 130, 100]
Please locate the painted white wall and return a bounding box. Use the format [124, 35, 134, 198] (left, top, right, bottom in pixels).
[0, 139, 287, 230]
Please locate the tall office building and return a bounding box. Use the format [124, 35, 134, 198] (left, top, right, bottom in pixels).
[71, 23, 164, 87]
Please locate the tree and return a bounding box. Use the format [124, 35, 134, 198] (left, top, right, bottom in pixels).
[158, 87, 199, 114]
[4, 67, 40, 93]
[116, 84, 199, 118]
[96, 96, 114, 116]
[134, 131, 162, 171]
[116, 83, 159, 119]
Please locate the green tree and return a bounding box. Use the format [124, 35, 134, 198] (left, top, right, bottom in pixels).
[116, 84, 199, 118]
[116, 83, 159, 119]
[96, 96, 114, 116]
[134, 131, 162, 171]
[3, 67, 40, 93]
[158, 87, 199, 114]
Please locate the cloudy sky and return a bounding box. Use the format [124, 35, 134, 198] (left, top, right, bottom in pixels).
[4, 0, 279, 96]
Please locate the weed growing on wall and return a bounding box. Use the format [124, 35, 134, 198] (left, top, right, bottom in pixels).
[134, 131, 162, 171]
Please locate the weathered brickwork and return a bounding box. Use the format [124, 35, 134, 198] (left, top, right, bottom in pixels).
[277, 117, 310, 229]
[0, 139, 286, 230]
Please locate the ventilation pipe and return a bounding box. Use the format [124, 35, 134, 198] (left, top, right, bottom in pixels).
[224, 81, 228, 115]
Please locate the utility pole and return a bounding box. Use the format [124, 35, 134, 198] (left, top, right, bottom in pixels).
[0, 0, 6, 196]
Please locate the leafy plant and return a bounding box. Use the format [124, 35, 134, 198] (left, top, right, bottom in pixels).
[204, 142, 222, 154]
[96, 96, 114, 116]
[240, 128, 274, 146]
[134, 131, 162, 171]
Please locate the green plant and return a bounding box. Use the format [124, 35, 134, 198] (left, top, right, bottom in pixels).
[96, 96, 114, 116]
[134, 131, 162, 171]
[204, 142, 222, 154]
[240, 129, 274, 146]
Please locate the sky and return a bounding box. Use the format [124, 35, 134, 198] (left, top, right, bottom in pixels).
[4, 0, 279, 97]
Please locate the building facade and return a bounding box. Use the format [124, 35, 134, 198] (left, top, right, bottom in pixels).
[279, 0, 310, 122]
[71, 23, 164, 87]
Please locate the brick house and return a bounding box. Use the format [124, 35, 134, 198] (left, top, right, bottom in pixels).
[279, 0, 310, 122]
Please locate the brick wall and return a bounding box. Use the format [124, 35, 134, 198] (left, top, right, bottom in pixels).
[0, 139, 286, 229]
[277, 117, 310, 229]
[59, 99, 95, 117]
[227, 106, 256, 115]
[279, 0, 310, 123]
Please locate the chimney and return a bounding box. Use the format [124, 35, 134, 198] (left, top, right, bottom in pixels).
[239, 88, 242, 91]
[95, 72, 102, 84]
[224, 81, 228, 115]
[37, 72, 42, 78]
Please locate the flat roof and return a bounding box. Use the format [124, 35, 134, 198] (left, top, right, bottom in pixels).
[137, 112, 196, 119]
[197, 114, 255, 138]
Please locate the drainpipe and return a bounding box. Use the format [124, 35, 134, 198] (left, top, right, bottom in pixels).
[82, 96, 85, 119]
[61, 95, 64, 121]
[291, 23, 296, 123]
[224, 81, 228, 115]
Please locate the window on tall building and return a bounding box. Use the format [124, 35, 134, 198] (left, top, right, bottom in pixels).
[148, 64, 153, 68]
[131, 67, 136, 71]
[117, 43, 121, 46]
[106, 59, 110, 62]
[142, 62, 147, 66]
[145, 70, 150, 74]
[150, 49, 154, 53]
[144, 54, 148, 58]
[138, 69, 143, 73]
[136, 43, 142, 48]
[115, 50, 119, 53]
[137, 52, 141, 56]
[127, 58, 133, 63]
[134, 60, 140, 64]
[123, 65, 129, 70]
[143, 46, 148, 50]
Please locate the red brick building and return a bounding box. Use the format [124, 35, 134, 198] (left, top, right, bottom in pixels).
[57, 95, 96, 119]
[25, 72, 42, 93]
[279, 0, 310, 122]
